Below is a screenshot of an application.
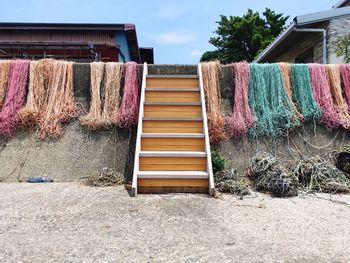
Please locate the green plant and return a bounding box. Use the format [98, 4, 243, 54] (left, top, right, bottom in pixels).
[334, 34, 350, 63]
[211, 150, 226, 174]
[200, 8, 289, 63]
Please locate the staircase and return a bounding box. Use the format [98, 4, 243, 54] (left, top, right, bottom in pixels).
[131, 63, 214, 196]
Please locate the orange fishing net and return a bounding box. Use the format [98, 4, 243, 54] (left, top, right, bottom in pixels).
[20, 59, 78, 139]
[325, 64, 350, 129]
[201, 61, 226, 143]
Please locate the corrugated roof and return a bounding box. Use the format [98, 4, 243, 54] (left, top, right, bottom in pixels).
[333, 0, 349, 8]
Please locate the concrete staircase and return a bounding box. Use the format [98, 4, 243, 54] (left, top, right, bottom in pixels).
[131, 63, 214, 196]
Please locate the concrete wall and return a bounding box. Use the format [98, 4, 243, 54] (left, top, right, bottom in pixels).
[0, 64, 349, 183]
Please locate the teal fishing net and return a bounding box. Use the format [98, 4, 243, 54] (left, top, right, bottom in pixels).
[291, 64, 321, 121]
[248, 63, 299, 138]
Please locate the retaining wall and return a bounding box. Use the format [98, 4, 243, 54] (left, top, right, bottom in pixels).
[0, 64, 348, 182]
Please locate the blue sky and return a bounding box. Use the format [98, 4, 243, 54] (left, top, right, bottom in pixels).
[3, 0, 339, 64]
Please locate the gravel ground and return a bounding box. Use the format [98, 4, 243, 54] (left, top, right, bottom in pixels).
[0, 183, 350, 263]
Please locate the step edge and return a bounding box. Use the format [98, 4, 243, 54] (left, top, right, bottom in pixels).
[138, 174, 209, 179]
[144, 102, 201, 106]
[141, 133, 205, 138]
[145, 88, 200, 91]
[143, 117, 203, 121]
[147, 75, 198, 79]
[139, 151, 207, 157]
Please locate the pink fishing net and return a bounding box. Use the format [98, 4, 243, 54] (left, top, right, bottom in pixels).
[116, 62, 139, 128]
[0, 60, 30, 136]
[225, 62, 255, 138]
[309, 64, 341, 129]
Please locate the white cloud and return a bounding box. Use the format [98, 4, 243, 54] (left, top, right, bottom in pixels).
[191, 50, 202, 57]
[151, 33, 197, 45]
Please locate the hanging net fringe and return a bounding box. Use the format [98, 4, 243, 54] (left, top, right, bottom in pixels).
[0, 60, 30, 137]
[0, 60, 11, 111]
[339, 64, 350, 109]
[38, 60, 78, 139]
[248, 63, 299, 138]
[279, 63, 303, 120]
[290, 64, 321, 122]
[325, 64, 350, 129]
[19, 60, 52, 129]
[308, 64, 341, 129]
[225, 61, 255, 139]
[19, 59, 78, 139]
[201, 61, 226, 143]
[80, 62, 105, 130]
[101, 62, 123, 126]
[116, 62, 139, 128]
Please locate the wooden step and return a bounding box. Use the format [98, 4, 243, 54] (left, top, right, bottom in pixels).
[137, 179, 209, 194]
[143, 117, 204, 133]
[147, 77, 199, 88]
[141, 133, 205, 151]
[145, 90, 200, 103]
[139, 151, 207, 171]
[144, 104, 201, 118]
[138, 171, 209, 179]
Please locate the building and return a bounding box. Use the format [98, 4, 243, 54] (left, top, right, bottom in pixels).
[0, 22, 154, 63]
[255, 0, 350, 64]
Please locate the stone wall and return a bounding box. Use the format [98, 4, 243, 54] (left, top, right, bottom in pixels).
[328, 14, 350, 63]
[274, 22, 327, 64]
[0, 64, 348, 183]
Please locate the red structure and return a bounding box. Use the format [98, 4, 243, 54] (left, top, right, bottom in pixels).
[0, 22, 154, 63]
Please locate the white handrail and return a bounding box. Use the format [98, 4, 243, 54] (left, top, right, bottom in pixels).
[197, 63, 215, 196]
[131, 62, 148, 196]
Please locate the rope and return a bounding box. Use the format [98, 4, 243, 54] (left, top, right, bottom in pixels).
[225, 61, 255, 139]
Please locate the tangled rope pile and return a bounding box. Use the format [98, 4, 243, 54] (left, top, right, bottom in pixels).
[215, 169, 250, 196]
[0, 60, 11, 111]
[248, 63, 298, 138]
[225, 62, 255, 139]
[248, 152, 298, 197]
[201, 61, 226, 143]
[82, 167, 124, 187]
[335, 146, 350, 178]
[293, 156, 350, 193]
[309, 64, 341, 128]
[0, 60, 30, 137]
[116, 62, 139, 128]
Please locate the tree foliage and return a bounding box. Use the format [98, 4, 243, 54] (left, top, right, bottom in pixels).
[201, 8, 289, 64]
[334, 34, 350, 63]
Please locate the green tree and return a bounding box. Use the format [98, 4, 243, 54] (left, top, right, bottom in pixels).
[334, 34, 350, 63]
[201, 8, 289, 64]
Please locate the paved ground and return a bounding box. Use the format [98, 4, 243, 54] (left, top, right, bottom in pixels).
[0, 183, 349, 263]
